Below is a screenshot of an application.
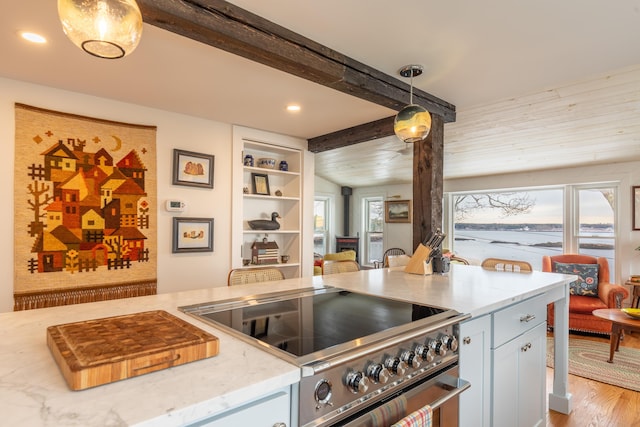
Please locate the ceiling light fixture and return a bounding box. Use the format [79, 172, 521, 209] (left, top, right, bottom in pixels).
[393, 64, 432, 143]
[57, 0, 143, 59]
[286, 104, 301, 112]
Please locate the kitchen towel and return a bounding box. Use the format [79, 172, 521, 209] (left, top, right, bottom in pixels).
[349, 395, 408, 427]
[390, 404, 432, 427]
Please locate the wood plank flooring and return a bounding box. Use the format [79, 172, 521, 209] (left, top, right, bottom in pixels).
[546, 331, 640, 427]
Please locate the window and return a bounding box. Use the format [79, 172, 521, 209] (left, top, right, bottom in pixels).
[574, 185, 616, 282]
[363, 197, 384, 265]
[314, 197, 330, 256]
[448, 183, 617, 275]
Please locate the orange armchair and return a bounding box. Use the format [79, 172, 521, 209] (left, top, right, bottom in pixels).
[543, 254, 629, 335]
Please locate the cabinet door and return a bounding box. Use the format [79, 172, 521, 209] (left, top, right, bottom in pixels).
[188, 388, 290, 427]
[492, 322, 546, 427]
[517, 322, 546, 427]
[458, 315, 491, 427]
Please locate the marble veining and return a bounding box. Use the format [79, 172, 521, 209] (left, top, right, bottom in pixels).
[0, 264, 573, 426]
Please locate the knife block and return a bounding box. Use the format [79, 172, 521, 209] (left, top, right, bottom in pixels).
[404, 243, 433, 275]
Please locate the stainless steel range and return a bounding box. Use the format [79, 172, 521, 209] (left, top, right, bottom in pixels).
[180, 286, 470, 426]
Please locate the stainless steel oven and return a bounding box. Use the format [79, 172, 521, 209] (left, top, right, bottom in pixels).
[180, 286, 470, 427]
[337, 365, 467, 427]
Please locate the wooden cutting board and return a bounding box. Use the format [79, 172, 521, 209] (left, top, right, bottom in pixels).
[47, 310, 219, 390]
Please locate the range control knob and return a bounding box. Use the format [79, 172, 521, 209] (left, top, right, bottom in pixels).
[384, 357, 408, 376]
[442, 335, 459, 352]
[429, 339, 447, 357]
[401, 350, 421, 369]
[346, 371, 369, 394]
[415, 344, 435, 363]
[367, 363, 390, 384]
[314, 379, 333, 408]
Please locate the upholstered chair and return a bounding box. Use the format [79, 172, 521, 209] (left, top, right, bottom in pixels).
[543, 254, 629, 335]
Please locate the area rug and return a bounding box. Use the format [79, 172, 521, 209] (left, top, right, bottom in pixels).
[546, 337, 640, 392]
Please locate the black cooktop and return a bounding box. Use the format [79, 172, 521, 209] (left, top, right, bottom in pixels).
[195, 287, 446, 358]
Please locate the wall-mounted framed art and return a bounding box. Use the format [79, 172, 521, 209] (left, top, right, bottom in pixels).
[172, 149, 214, 188]
[385, 200, 412, 223]
[172, 217, 214, 253]
[633, 186, 640, 230]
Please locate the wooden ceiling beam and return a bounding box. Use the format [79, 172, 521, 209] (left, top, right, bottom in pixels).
[308, 116, 395, 153]
[137, 0, 456, 125]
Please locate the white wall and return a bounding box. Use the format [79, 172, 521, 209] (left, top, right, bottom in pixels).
[1, 77, 235, 312]
[445, 160, 640, 287]
[314, 175, 343, 253]
[353, 183, 413, 263]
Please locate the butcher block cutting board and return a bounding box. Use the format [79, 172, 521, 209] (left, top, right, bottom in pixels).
[47, 310, 219, 390]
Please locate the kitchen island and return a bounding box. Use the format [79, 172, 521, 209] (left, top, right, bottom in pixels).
[0, 265, 572, 426]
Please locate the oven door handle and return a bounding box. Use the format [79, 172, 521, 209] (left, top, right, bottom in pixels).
[405, 373, 471, 410]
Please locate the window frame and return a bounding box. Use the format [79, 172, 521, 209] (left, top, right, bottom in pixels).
[445, 182, 619, 280]
[362, 196, 384, 266]
[313, 196, 332, 256]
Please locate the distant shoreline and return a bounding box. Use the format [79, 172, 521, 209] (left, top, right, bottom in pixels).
[455, 223, 613, 233]
[454, 237, 613, 250]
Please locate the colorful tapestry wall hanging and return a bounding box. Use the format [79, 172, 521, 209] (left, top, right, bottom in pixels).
[13, 104, 157, 310]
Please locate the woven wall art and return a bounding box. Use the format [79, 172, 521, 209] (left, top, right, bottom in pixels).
[13, 104, 157, 310]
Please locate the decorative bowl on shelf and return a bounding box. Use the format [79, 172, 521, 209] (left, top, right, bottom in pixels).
[621, 308, 640, 319]
[257, 158, 276, 169]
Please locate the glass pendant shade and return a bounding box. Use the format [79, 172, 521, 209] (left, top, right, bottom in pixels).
[58, 0, 143, 59]
[393, 104, 432, 143]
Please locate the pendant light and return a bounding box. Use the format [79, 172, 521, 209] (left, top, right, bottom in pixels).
[58, 0, 143, 59]
[393, 64, 432, 143]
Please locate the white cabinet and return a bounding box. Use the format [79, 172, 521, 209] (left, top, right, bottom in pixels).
[232, 126, 310, 279]
[491, 296, 547, 427]
[187, 386, 291, 427]
[459, 295, 547, 427]
[458, 314, 491, 427]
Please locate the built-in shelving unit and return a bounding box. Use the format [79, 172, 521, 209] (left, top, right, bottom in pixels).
[232, 126, 310, 279]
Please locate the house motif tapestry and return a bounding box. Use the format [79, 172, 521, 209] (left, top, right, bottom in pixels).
[13, 104, 157, 310]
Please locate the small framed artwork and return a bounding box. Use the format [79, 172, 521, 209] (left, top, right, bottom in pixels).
[172, 217, 214, 253]
[385, 200, 412, 223]
[634, 187, 640, 230]
[251, 173, 270, 195]
[172, 149, 214, 188]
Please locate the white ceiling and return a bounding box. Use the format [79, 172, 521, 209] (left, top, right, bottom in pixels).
[3, 1, 640, 187]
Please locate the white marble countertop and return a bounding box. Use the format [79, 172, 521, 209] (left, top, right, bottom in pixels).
[0, 265, 573, 426]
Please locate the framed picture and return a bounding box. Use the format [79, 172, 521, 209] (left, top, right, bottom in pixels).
[251, 173, 270, 195]
[172, 217, 214, 253]
[634, 187, 640, 230]
[172, 149, 214, 188]
[385, 200, 412, 223]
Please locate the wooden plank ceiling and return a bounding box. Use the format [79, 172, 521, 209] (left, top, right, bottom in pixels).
[315, 65, 640, 186]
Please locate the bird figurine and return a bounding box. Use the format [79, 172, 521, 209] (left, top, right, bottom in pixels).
[248, 212, 281, 230]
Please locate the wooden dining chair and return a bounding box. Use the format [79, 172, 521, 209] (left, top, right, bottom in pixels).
[322, 260, 361, 275]
[481, 258, 532, 273]
[227, 268, 284, 286]
[374, 248, 406, 268]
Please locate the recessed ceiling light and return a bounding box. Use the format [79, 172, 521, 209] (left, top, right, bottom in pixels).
[20, 31, 47, 44]
[286, 104, 301, 112]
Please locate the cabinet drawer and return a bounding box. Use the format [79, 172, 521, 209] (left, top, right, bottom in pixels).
[492, 295, 546, 348]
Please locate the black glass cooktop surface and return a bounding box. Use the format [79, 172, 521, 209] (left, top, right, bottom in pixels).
[184, 287, 449, 358]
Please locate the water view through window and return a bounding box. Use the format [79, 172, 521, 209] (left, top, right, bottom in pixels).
[451, 186, 616, 279]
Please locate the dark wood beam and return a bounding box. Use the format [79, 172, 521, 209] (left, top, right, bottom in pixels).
[137, 0, 456, 123]
[412, 114, 444, 250]
[308, 116, 395, 153]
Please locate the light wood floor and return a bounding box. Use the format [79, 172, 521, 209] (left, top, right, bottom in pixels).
[546, 331, 640, 427]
